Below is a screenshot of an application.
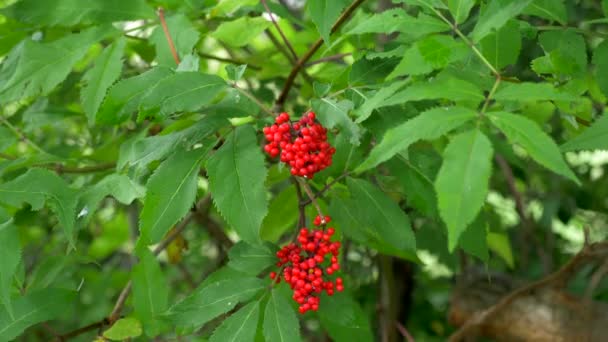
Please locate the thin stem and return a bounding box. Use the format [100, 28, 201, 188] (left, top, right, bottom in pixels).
[157, 7, 180, 65]
[296, 178, 324, 219]
[261, 0, 299, 62]
[306, 53, 352, 67]
[536, 25, 608, 38]
[480, 76, 501, 114]
[48, 162, 116, 174]
[301, 172, 350, 206]
[231, 85, 275, 117]
[276, 0, 367, 107]
[197, 52, 261, 70]
[0, 116, 48, 154]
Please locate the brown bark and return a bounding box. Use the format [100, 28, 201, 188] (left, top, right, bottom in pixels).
[449, 272, 608, 342]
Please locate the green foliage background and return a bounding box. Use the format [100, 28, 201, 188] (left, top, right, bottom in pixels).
[0, 0, 607, 341]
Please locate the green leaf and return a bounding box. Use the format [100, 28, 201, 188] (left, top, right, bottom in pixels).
[139, 147, 208, 245]
[0, 220, 20, 319]
[493, 82, 579, 102]
[226, 64, 247, 81]
[177, 54, 200, 72]
[523, 0, 567, 25]
[354, 80, 410, 123]
[261, 187, 298, 242]
[396, 0, 447, 10]
[264, 289, 302, 342]
[472, 0, 532, 42]
[487, 231, 514, 268]
[209, 300, 260, 342]
[458, 213, 489, 262]
[228, 242, 276, 276]
[480, 20, 521, 69]
[349, 9, 448, 37]
[340, 178, 417, 260]
[79, 174, 144, 224]
[311, 99, 361, 145]
[386, 157, 437, 217]
[593, 40, 608, 97]
[165, 277, 265, 330]
[307, 0, 349, 43]
[0, 127, 15, 152]
[150, 14, 200, 67]
[139, 72, 226, 119]
[211, 17, 271, 47]
[81, 37, 125, 125]
[487, 112, 579, 184]
[448, 0, 476, 24]
[538, 30, 587, 76]
[132, 250, 168, 336]
[0, 168, 78, 245]
[561, 114, 608, 152]
[435, 129, 493, 251]
[103, 317, 143, 341]
[349, 57, 397, 85]
[1, 0, 154, 26]
[0, 288, 75, 341]
[0, 25, 115, 102]
[207, 125, 268, 244]
[357, 107, 478, 172]
[118, 116, 228, 169]
[97, 67, 173, 124]
[382, 76, 485, 107]
[318, 292, 373, 342]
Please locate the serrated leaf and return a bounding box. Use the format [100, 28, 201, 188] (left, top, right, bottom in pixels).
[177, 54, 200, 72]
[493, 82, 579, 102]
[307, 0, 349, 43]
[435, 129, 493, 251]
[80, 174, 144, 222]
[538, 30, 587, 76]
[140, 147, 209, 245]
[0, 127, 15, 152]
[349, 9, 448, 38]
[0, 168, 78, 245]
[211, 17, 271, 47]
[0, 220, 20, 319]
[318, 292, 373, 342]
[165, 277, 265, 330]
[118, 116, 228, 169]
[260, 187, 298, 242]
[81, 37, 125, 125]
[340, 178, 417, 260]
[150, 14, 200, 67]
[97, 67, 174, 124]
[311, 99, 361, 145]
[139, 72, 226, 119]
[103, 317, 142, 341]
[480, 20, 521, 69]
[593, 40, 608, 97]
[355, 80, 410, 123]
[264, 289, 302, 342]
[386, 157, 437, 217]
[349, 57, 397, 84]
[561, 114, 608, 151]
[357, 107, 477, 172]
[487, 112, 579, 184]
[396, 0, 447, 9]
[0, 25, 115, 102]
[209, 300, 260, 342]
[458, 213, 489, 261]
[207, 125, 268, 244]
[228, 242, 276, 275]
[487, 231, 514, 268]
[0, 288, 75, 341]
[1, 0, 154, 26]
[448, 0, 476, 24]
[472, 0, 531, 42]
[523, 0, 567, 25]
[226, 64, 247, 81]
[132, 250, 168, 336]
[383, 76, 484, 107]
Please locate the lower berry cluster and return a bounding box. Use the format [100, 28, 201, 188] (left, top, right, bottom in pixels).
[270, 215, 343, 314]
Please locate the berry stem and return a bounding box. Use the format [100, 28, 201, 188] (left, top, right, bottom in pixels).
[300, 172, 350, 206]
[297, 178, 324, 220]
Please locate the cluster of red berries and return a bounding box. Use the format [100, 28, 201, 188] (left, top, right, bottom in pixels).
[262, 112, 335, 178]
[269, 215, 343, 314]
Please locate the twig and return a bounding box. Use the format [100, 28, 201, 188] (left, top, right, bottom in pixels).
[231, 84, 275, 117]
[293, 177, 306, 228]
[49, 162, 116, 174]
[296, 178, 324, 219]
[480, 76, 501, 114]
[305, 53, 353, 67]
[261, 0, 299, 62]
[395, 321, 416, 342]
[584, 259, 608, 299]
[276, 0, 367, 107]
[157, 7, 180, 65]
[448, 241, 608, 341]
[197, 52, 261, 70]
[301, 172, 350, 206]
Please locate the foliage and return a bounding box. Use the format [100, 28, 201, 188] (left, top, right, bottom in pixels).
[0, 0, 607, 341]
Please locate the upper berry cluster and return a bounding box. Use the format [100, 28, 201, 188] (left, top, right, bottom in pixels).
[263, 112, 336, 178]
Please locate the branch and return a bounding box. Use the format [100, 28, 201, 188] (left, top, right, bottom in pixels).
[585, 258, 608, 299]
[301, 172, 349, 206]
[48, 162, 116, 174]
[448, 241, 608, 341]
[275, 0, 367, 107]
[197, 52, 261, 70]
[261, 0, 298, 62]
[305, 52, 352, 67]
[157, 7, 180, 65]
